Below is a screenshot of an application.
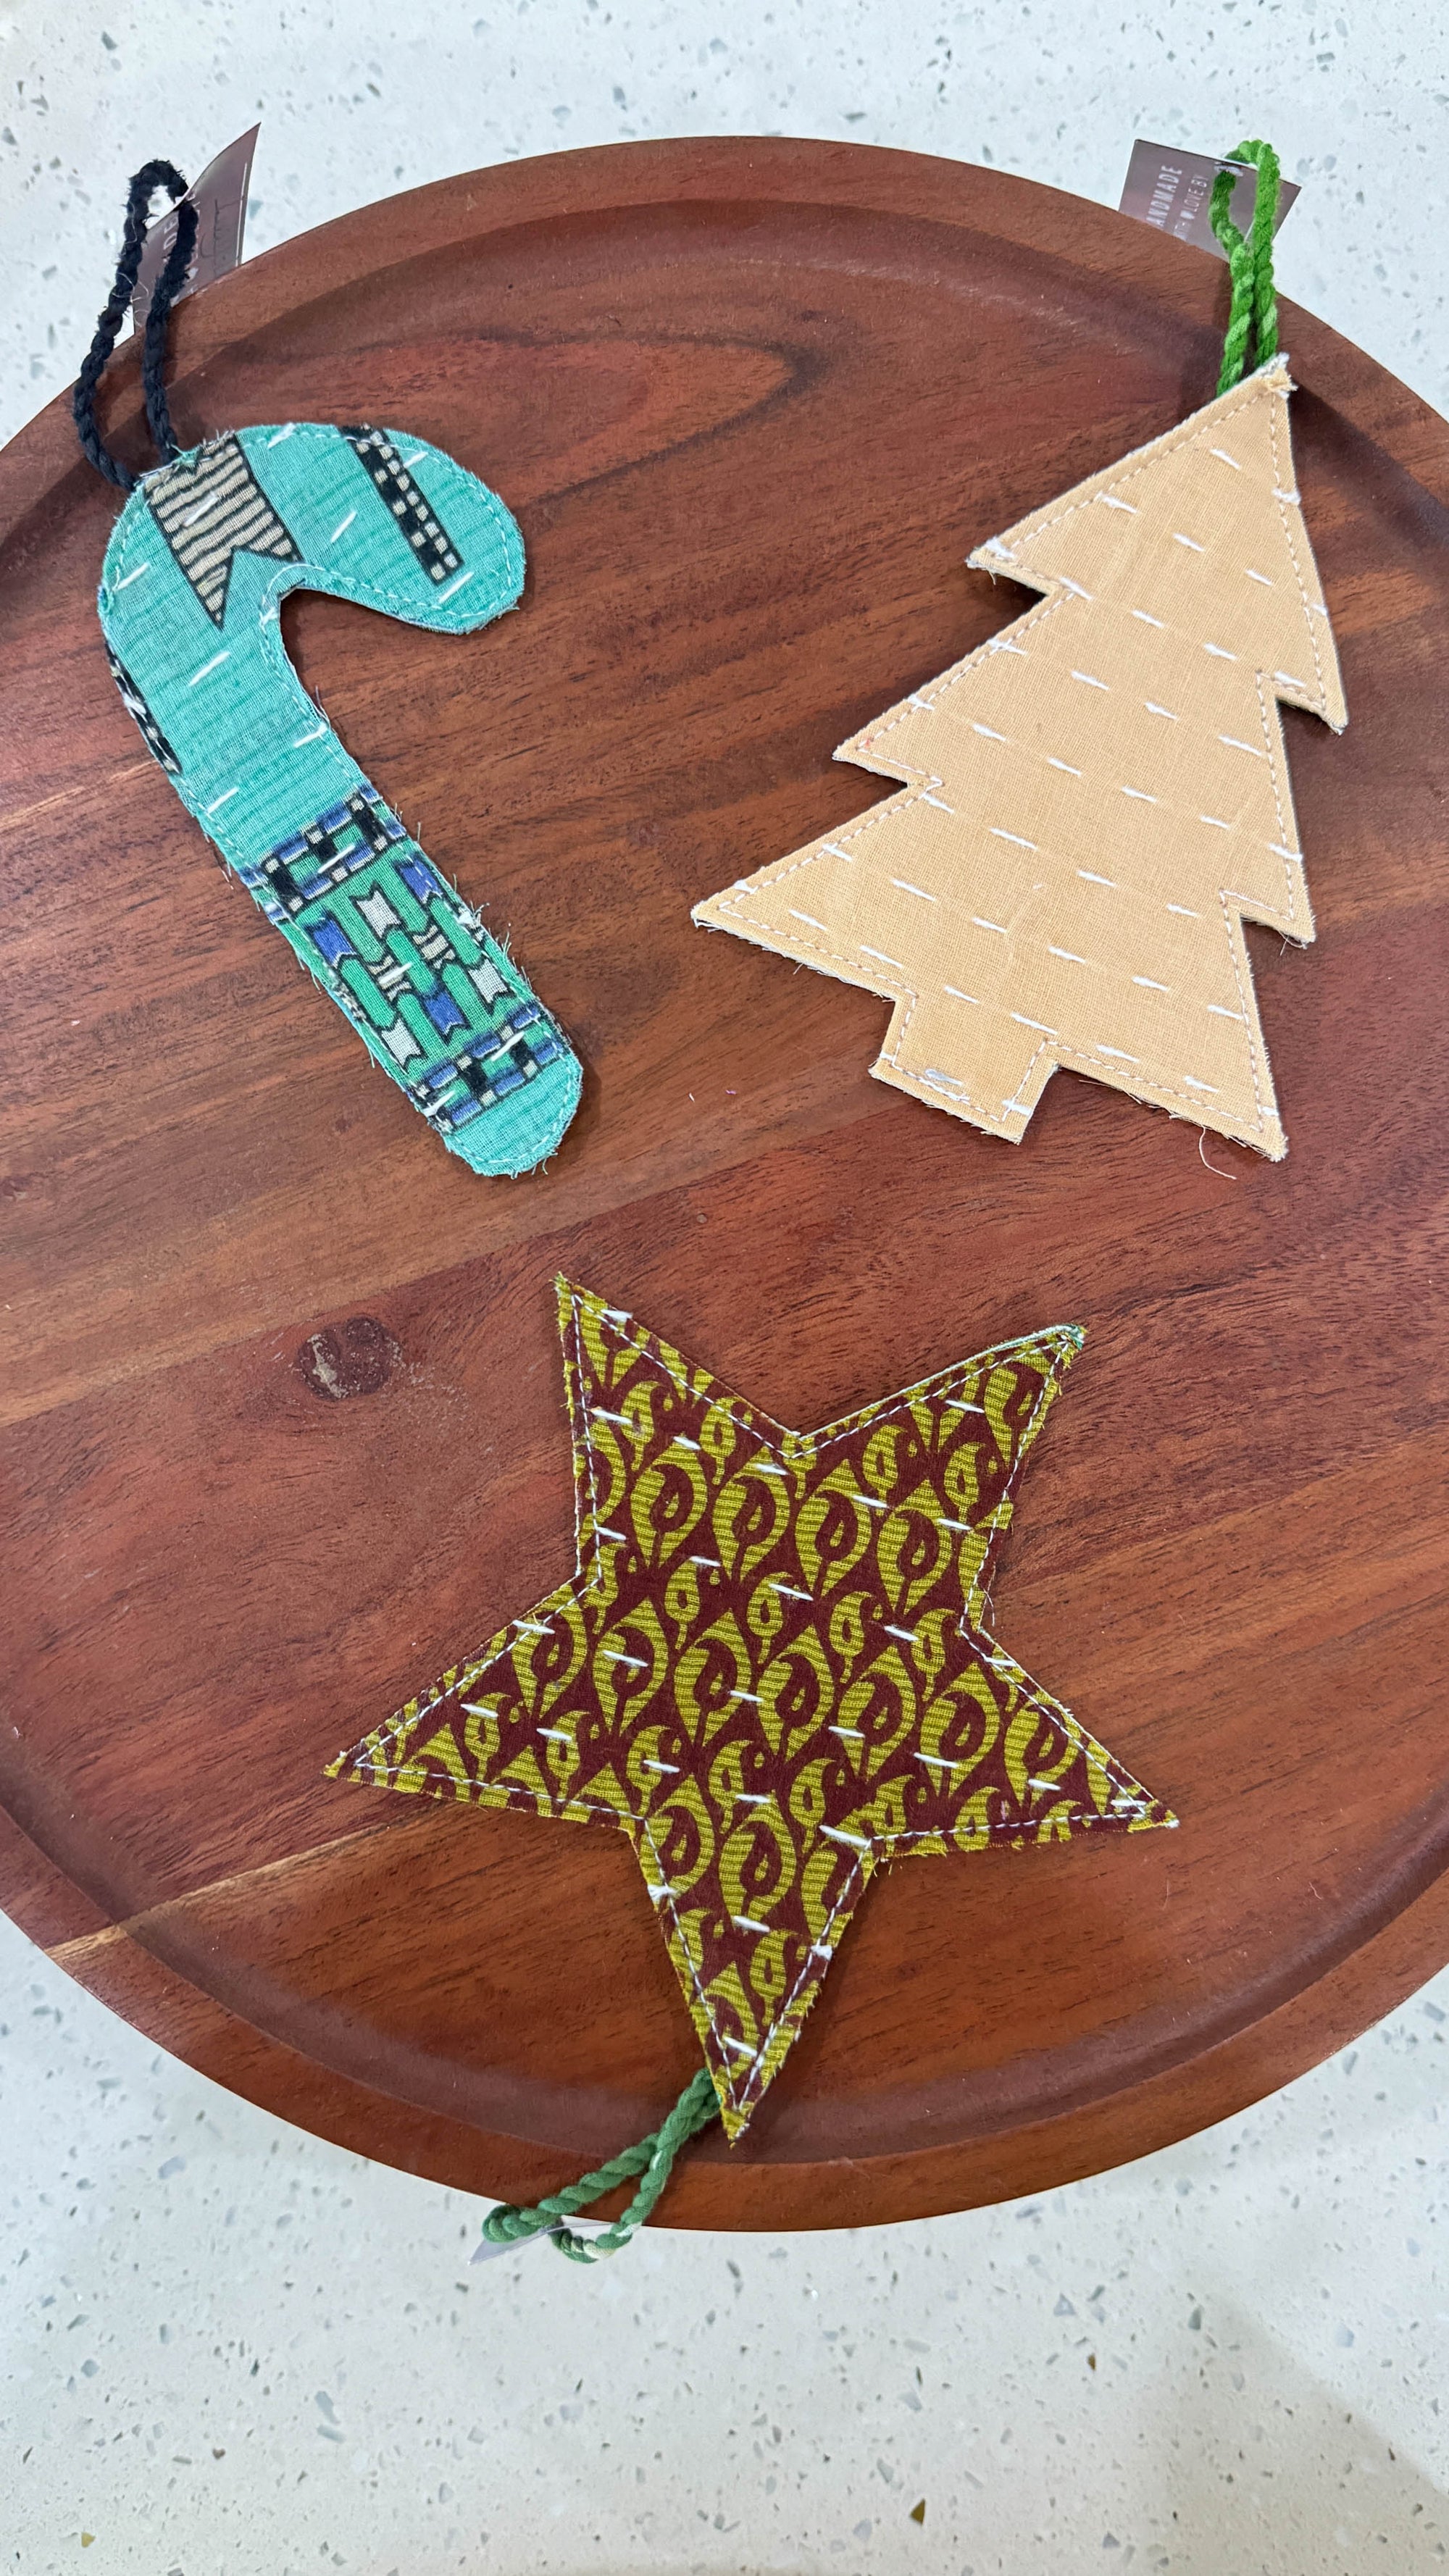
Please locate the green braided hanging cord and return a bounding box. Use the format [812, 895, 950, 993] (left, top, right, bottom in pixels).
[1211, 139, 1282, 393]
[480, 2068, 722, 2265]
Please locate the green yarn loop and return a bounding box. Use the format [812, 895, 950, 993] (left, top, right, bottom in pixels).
[1211, 139, 1282, 393]
[480, 2070, 722, 2265]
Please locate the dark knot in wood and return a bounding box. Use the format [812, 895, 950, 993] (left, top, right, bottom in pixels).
[298, 1315, 397, 1402]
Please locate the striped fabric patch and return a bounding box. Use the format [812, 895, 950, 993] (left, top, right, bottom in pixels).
[146, 435, 301, 627]
[342, 426, 462, 585]
[104, 643, 180, 773]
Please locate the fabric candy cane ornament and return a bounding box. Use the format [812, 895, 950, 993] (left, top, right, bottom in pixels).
[78, 164, 580, 1177]
[693, 142, 1345, 1163]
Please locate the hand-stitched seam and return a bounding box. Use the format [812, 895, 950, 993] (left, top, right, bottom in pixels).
[711, 779, 940, 901]
[715, 851, 1276, 1129]
[704, 785, 1003, 1116]
[931, 1644, 1147, 1806]
[961, 362, 1331, 737]
[728, 1720, 1163, 2120]
[371, 1755, 1153, 1849]
[896, 1040, 1239, 1125]
[637, 1812, 746, 2115]
[570, 1282, 609, 1594]
[590, 1300, 1076, 1462]
[104, 425, 524, 860]
[976, 361, 1289, 554]
[882, 1040, 1050, 1126]
[867, 644, 1306, 953]
[1039, 1042, 1269, 1128]
[1250, 665, 1307, 937]
[1265, 389, 1331, 714]
[961, 1337, 1073, 1590]
[857, 588, 1072, 755]
[109, 422, 523, 624]
[400, 1284, 656, 1727]
[1214, 889, 1271, 1135]
[730, 1851, 869, 2117]
[884, 1804, 1161, 1852]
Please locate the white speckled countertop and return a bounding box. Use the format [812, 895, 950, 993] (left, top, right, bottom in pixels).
[3, 4, 1448, 2569]
[3, 0, 1447, 445]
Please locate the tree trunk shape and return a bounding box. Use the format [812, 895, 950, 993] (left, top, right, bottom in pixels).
[694, 359, 1346, 1160]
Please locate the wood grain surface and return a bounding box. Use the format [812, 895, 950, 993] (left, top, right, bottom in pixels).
[1, 140, 1447, 2231]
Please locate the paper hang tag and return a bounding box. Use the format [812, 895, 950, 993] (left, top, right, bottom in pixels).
[471, 2217, 613, 2264]
[1119, 138, 1300, 261]
[471, 2228, 544, 2265]
[131, 125, 259, 326]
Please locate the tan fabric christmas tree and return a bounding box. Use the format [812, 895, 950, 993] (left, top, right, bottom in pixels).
[695, 357, 1345, 1159]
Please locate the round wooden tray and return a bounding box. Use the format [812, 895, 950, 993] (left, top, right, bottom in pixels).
[2, 141, 1447, 2232]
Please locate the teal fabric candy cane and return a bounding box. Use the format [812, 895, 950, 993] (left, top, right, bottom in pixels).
[99, 419, 581, 1176]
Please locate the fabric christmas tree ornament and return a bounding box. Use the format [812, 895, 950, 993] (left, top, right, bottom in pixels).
[693, 152, 1345, 1162]
[78, 167, 581, 1177]
[330, 1279, 1175, 2246]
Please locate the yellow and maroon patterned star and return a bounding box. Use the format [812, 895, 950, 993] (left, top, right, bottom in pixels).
[329, 1281, 1176, 2138]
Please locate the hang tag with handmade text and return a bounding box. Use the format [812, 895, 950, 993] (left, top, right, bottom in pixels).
[1119, 138, 1300, 259]
[131, 125, 259, 326]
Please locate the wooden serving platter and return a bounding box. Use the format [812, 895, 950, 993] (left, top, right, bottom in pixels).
[1, 140, 1447, 2230]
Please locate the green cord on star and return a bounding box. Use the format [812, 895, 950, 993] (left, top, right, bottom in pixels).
[479, 2069, 722, 2265]
[1211, 138, 1282, 394]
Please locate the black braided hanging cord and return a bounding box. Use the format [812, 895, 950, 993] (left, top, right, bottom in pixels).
[72, 160, 199, 490]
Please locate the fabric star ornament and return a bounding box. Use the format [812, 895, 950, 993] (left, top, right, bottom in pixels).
[330, 1281, 1175, 2138]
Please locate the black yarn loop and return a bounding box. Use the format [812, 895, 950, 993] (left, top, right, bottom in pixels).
[72, 160, 197, 490]
[140, 193, 199, 464]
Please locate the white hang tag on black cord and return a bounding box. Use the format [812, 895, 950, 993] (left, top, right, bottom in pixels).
[1119, 138, 1300, 259]
[130, 122, 259, 326]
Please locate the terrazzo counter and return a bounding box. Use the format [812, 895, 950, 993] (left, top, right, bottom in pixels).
[4, 1909, 1448, 2572]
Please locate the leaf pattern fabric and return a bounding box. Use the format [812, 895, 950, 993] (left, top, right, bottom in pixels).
[330, 1282, 1175, 2137]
